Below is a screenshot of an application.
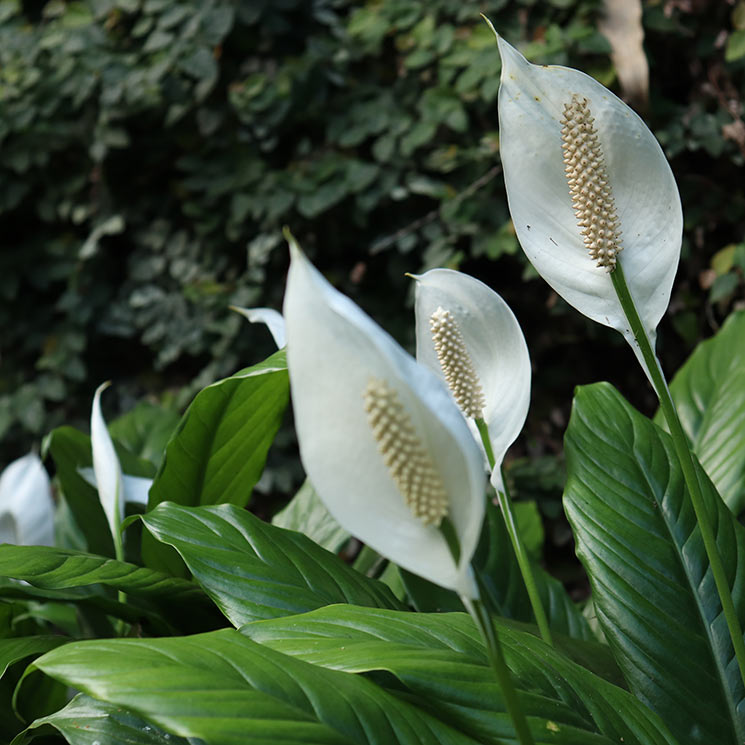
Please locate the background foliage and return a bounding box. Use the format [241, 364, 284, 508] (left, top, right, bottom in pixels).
[1, 0, 744, 551]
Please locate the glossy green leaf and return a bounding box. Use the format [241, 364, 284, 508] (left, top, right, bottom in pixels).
[43, 426, 156, 557]
[1, 637, 65, 678]
[271, 479, 350, 553]
[141, 502, 405, 626]
[0, 545, 219, 634]
[109, 401, 181, 468]
[564, 382, 745, 745]
[32, 629, 484, 745]
[402, 498, 592, 640]
[654, 311, 745, 514]
[143, 350, 289, 575]
[14, 693, 189, 745]
[147, 349, 289, 511]
[243, 604, 680, 745]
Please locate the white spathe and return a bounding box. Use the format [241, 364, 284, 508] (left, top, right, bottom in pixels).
[413, 269, 531, 490]
[0, 453, 55, 546]
[496, 36, 682, 363]
[284, 247, 486, 598]
[232, 306, 286, 349]
[78, 467, 152, 507]
[91, 382, 124, 543]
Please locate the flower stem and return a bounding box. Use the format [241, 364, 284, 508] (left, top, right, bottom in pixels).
[462, 594, 536, 745]
[475, 418, 553, 647]
[611, 262, 745, 688]
[442, 519, 535, 745]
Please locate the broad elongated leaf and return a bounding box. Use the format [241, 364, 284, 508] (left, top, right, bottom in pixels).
[141, 502, 404, 625]
[143, 350, 289, 576]
[32, 629, 483, 745]
[242, 605, 678, 745]
[272, 479, 350, 553]
[564, 382, 745, 745]
[1, 637, 65, 678]
[147, 350, 289, 511]
[0, 545, 219, 633]
[654, 311, 745, 514]
[14, 694, 189, 745]
[43, 427, 156, 557]
[402, 498, 592, 640]
[109, 401, 181, 469]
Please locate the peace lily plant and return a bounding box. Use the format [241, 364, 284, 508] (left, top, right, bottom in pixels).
[4, 26, 745, 745]
[411, 268, 552, 646]
[494, 30, 745, 689]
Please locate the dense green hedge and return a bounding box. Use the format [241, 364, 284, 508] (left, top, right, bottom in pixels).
[1, 0, 744, 470]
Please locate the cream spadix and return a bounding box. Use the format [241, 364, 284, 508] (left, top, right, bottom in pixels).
[496, 36, 682, 363]
[413, 269, 530, 489]
[284, 246, 485, 598]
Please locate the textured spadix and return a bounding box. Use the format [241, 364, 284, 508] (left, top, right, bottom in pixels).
[496, 37, 682, 359]
[91, 382, 124, 545]
[413, 269, 530, 489]
[0, 453, 55, 546]
[284, 247, 485, 597]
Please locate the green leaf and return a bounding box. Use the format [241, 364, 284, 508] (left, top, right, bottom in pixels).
[143, 350, 289, 575]
[43, 427, 114, 557]
[0, 545, 219, 634]
[147, 350, 289, 510]
[655, 311, 745, 514]
[32, 629, 485, 745]
[109, 401, 181, 468]
[565, 382, 745, 745]
[243, 605, 681, 745]
[1, 637, 65, 678]
[141, 502, 404, 625]
[271, 479, 350, 553]
[402, 498, 592, 641]
[14, 693, 189, 745]
[44, 426, 157, 557]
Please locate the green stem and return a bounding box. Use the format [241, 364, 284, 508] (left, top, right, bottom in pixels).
[464, 595, 536, 745]
[475, 418, 553, 647]
[611, 262, 745, 688]
[440, 519, 534, 745]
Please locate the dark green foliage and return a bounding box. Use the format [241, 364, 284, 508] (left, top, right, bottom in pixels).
[1, 0, 744, 474]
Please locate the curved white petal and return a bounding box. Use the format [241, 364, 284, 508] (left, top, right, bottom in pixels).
[0, 453, 55, 546]
[91, 382, 124, 541]
[232, 306, 286, 349]
[413, 269, 531, 484]
[497, 37, 682, 353]
[79, 467, 152, 507]
[284, 248, 486, 598]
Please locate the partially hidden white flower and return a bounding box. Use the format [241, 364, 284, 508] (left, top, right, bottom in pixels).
[91, 382, 124, 545]
[495, 35, 682, 369]
[231, 306, 286, 349]
[412, 269, 531, 491]
[0, 453, 55, 546]
[78, 467, 152, 507]
[284, 245, 486, 598]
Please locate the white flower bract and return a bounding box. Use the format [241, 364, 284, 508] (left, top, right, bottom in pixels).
[496, 36, 682, 362]
[232, 306, 286, 349]
[91, 382, 124, 545]
[284, 247, 486, 598]
[413, 269, 531, 490]
[0, 453, 55, 546]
